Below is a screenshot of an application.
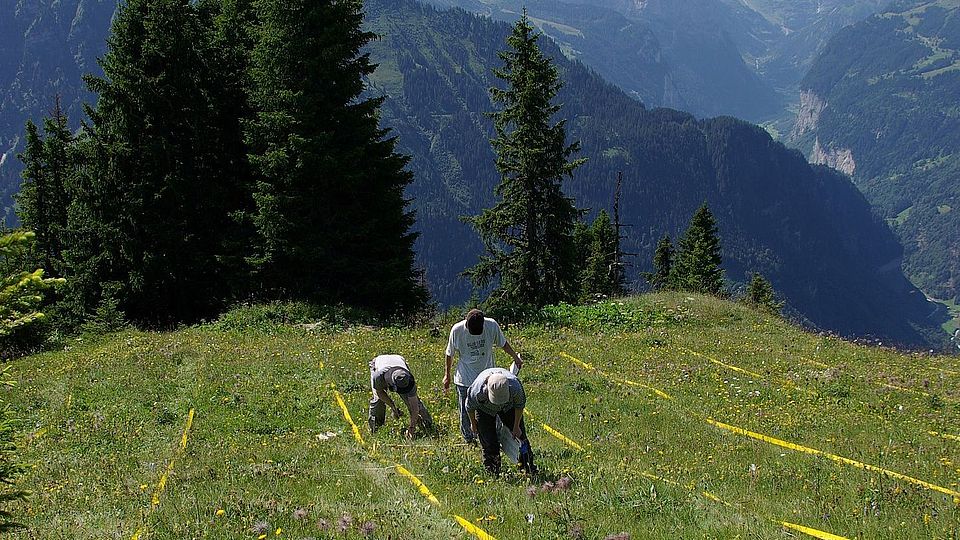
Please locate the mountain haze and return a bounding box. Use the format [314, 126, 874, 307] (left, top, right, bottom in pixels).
[0, 0, 115, 220]
[0, 0, 947, 346]
[793, 0, 960, 305]
[365, 0, 946, 347]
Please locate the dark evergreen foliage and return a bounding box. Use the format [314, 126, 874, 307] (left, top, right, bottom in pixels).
[671, 204, 725, 296]
[579, 210, 624, 300]
[245, 0, 426, 317]
[646, 234, 674, 291]
[73, 0, 252, 324]
[745, 272, 783, 315]
[465, 14, 585, 309]
[15, 103, 73, 276]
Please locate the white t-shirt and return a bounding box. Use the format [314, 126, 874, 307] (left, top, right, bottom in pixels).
[370, 354, 409, 391]
[446, 318, 507, 387]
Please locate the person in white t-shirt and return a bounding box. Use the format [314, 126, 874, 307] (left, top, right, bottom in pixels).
[444, 309, 523, 443]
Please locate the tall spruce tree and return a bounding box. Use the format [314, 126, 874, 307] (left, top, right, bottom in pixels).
[16, 102, 73, 276]
[646, 234, 674, 291]
[245, 0, 426, 316]
[580, 210, 623, 299]
[465, 13, 585, 308]
[77, 0, 250, 323]
[671, 204, 725, 296]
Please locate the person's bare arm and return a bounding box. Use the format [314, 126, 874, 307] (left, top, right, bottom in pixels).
[443, 354, 453, 393]
[468, 409, 479, 436]
[512, 406, 523, 439]
[503, 341, 522, 369]
[404, 395, 420, 437]
[376, 388, 400, 418]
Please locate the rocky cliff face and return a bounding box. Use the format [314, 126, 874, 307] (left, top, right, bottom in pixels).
[791, 88, 826, 139]
[810, 137, 855, 176]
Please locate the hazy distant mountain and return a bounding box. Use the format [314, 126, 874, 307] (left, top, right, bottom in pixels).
[0, 0, 115, 220]
[0, 0, 947, 346]
[793, 0, 960, 304]
[366, 0, 946, 347]
[420, 0, 892, 125]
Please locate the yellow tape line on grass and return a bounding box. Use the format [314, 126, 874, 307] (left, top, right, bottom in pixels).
[560, 352, 673, 400]
[680, 347, 764, 379]
[707, 418, 960, 498]
[395, 464, 441, 506]
[525, 410, 585, 452]
[560, 350, 960, 500]
[331, 390, 497, 539]
[333, 390, 365, 446]
[152, 408, 195, 506]
[640, 472, 849, 540]
[779, 521, 849, 540]
[133, 408, 196, 540]
[454, 514, 498, 540]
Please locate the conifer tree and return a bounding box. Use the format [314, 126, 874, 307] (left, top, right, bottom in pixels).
[245, 0, 426, 316]
[16, 101, 73, 276]
[465, 13, 585, 308]
[76, 0, 252, 323]
[671, 204, 725, 296]
[580, 210, 623, 299]
[745, 272, 783, 315]
[645, 234, 673, 291]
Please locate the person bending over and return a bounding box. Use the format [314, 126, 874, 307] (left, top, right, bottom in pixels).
[444, 309, 522, 443]
[466, 367, 536, 475]
[368, 354, 434, 438]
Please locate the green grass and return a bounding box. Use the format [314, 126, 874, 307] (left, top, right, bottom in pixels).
[5, 293, 960, 539]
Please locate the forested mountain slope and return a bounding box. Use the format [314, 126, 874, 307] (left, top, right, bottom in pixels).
[0, 0, 947, 346]
[0, 0, 115, 220]
[365, 0, 947, 347]
[793, 0, 960, 305]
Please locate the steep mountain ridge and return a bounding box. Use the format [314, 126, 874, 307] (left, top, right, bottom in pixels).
[794, 0, 960, 305]
[0, 0, 115, 218]
[0, 0, 947, 346]
[365, 0, 946, 347]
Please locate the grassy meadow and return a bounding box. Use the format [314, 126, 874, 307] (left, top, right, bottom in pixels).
[5, 293, 960, 539]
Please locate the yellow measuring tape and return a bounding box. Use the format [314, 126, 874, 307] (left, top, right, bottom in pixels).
[332, 389, 497, 539]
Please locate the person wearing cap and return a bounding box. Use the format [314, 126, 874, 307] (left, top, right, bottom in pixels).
[444, 309, 523, 444]
[368, 354, 434, 438]
[465, 367, 535, 475]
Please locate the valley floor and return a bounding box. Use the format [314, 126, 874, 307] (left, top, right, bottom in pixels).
[6, 294, 960, 538]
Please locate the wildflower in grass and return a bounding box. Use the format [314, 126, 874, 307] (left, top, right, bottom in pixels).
[316, 518, 330, 531]
[603, 533, 630, 540]
[292, 508, 308, 521]
[251, 521, 270, 535]
[215, 509, 225, 517]
[568, 523, 585, 539]
[525, 486, 538, 498]
[359, 521, 376, 536]
[555, 476, 573, 491]
[337, 514, 353, 532]
[540, 481, 555, 493]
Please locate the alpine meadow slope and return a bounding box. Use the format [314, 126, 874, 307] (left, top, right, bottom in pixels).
[6, 294, 960, 538]
[364, 0, 947, 348]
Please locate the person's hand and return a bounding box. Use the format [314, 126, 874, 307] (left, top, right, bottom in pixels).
[514, 355, 523, 370]
[511, 426, 522, 440]
[442, 373, 450, 394]
[405, 426, 416, 440]
[392, 407, 402, 420]
[470, 421, 479, 436]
